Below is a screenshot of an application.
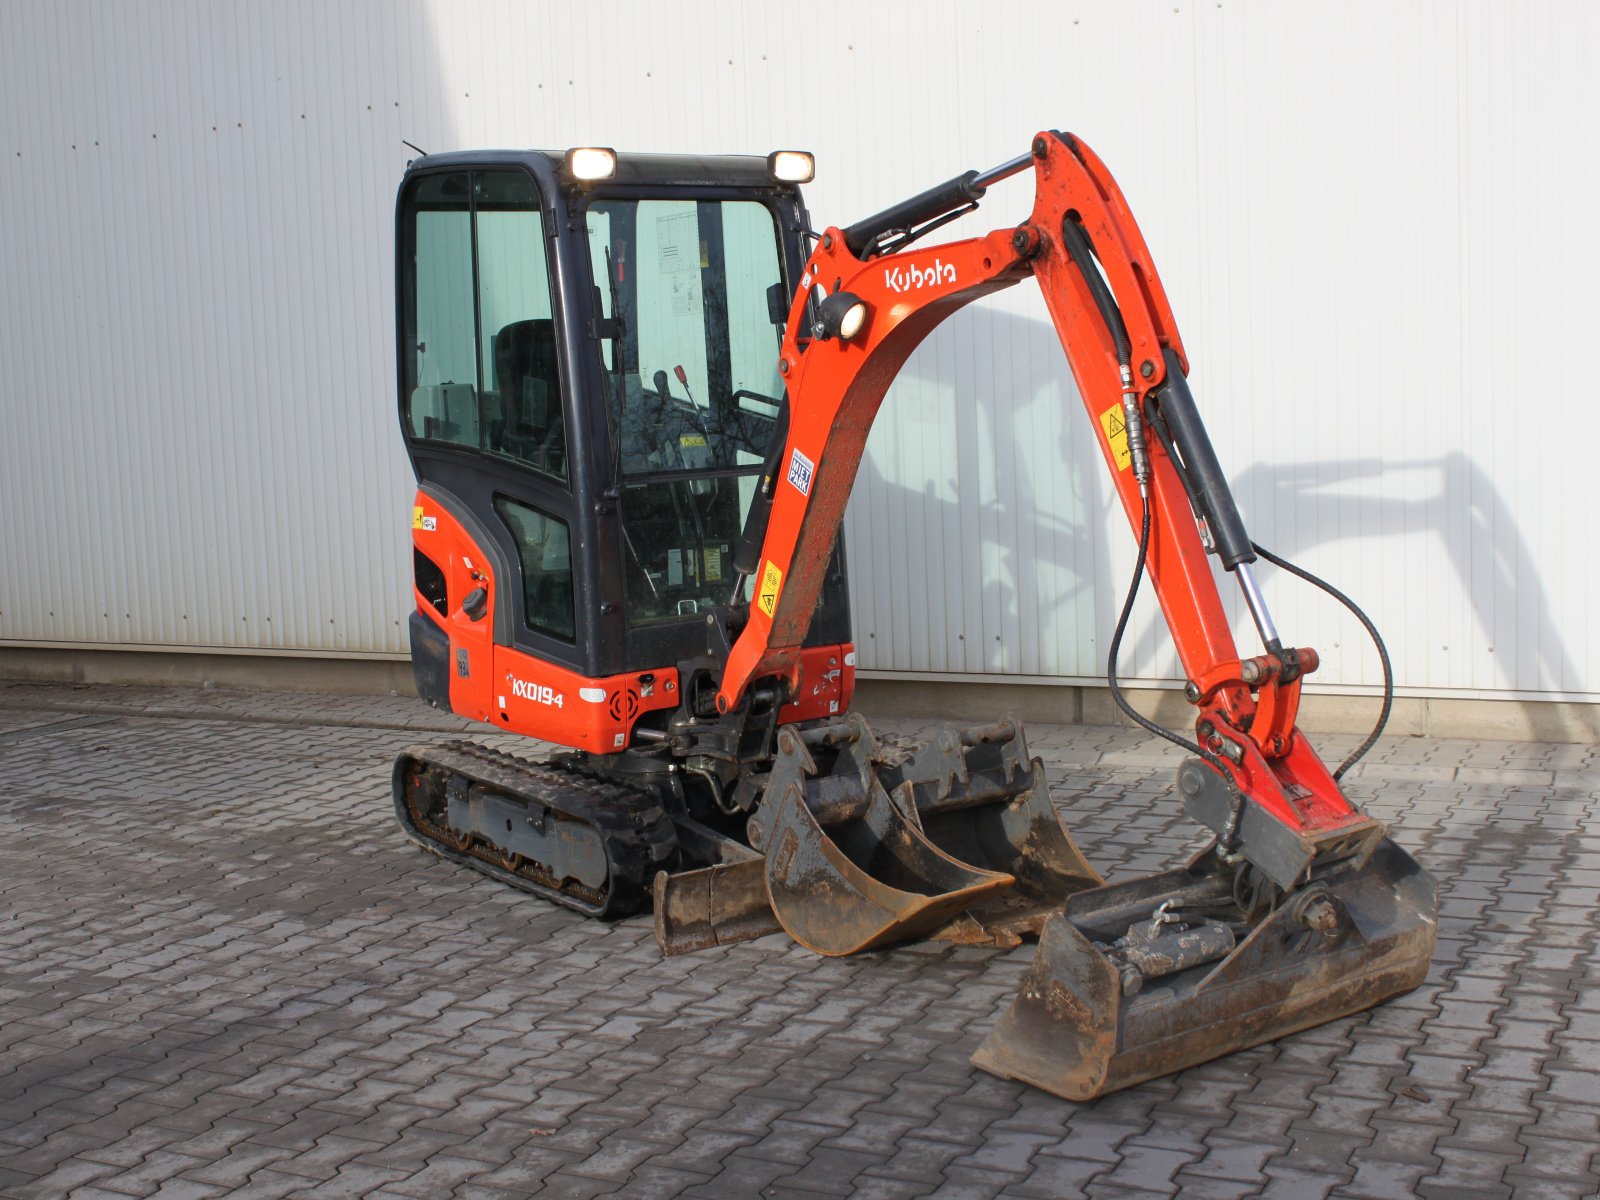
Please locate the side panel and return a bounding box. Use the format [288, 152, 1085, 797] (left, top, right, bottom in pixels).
[411, 488, 678, 752]
[489, 644, 677, 753]
[410, 492, 498, 721]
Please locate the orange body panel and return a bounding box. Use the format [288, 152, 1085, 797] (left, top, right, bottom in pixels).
[410, 490, 676, 753]
[412, 490, 852, 751]
[779, 644, 857, 724]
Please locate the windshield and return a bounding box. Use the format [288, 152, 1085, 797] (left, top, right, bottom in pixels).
[585, 196, 790, 624]
[585, 198, 786, 476]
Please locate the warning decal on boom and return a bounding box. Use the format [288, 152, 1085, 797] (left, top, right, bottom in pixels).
[1099, 402, 1132, 472]
[756, 560, 784, 618]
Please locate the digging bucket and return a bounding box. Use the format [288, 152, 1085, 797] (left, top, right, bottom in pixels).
[752, 715, 1015, 954]
[876, 718, 1102, 946]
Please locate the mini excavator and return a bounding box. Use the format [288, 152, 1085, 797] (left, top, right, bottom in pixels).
[392, 133, 1437, 1100]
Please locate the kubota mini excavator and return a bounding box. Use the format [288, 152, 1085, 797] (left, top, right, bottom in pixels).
[392, 133, 1437, 1100]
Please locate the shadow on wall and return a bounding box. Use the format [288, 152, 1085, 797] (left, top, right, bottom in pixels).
[1230, 452, 1592, 741]
[848, 302, 1109, 678]
[853, 307, 1584, 727]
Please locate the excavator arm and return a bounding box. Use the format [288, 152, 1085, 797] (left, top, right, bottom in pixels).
[691, 132, 1435, 1099]
[720, 131, 1372, 887]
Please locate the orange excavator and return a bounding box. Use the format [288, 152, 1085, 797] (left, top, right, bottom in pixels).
[392, 132, 1436, 1100]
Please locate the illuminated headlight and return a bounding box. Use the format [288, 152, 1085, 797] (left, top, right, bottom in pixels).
[565, 146, 617, 182]
[814, 290, 868, 341]
[768, 150, 815, 184]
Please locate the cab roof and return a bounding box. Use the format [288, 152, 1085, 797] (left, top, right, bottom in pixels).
[405, 149, 793, 190]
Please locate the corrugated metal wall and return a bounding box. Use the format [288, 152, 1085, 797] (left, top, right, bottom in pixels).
[1, 0, 1594, 702]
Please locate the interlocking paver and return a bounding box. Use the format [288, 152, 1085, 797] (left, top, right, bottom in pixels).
[0, 681, 1595, 1200]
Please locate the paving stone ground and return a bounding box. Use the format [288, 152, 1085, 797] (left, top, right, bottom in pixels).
[0, 680, 1595, 1200]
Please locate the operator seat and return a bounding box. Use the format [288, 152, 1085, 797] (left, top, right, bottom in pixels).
[492, 318, 563, 474]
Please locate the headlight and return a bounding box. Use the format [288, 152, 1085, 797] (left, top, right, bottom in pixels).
[564, 147, 617, 182]
[768, 150, 815, 184]
[814, 290, 868, 342]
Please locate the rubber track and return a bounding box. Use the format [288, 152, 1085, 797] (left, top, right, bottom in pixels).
[393, 740, 677, 918]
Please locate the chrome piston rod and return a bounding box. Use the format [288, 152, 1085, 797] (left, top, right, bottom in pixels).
[1235, 560, 1282, 652]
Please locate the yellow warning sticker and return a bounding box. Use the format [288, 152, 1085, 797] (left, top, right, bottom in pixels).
[704, 546, 723, 582]
[1099, 402, 1132, 472]
[411, 504, 425, 530]
[679, 434, 707, 448]
[756, 560, 784, 618]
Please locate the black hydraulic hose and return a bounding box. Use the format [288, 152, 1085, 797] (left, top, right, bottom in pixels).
[1148, 403, 1205, 523]
[1107, 494, 1232, 778]
[1250, 542, 1393, 780]
[1149, 402, 1391, 778]
[1058, 215, 1131, 368]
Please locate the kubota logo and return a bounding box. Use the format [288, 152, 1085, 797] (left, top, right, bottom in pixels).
[884, 259, 956, 294]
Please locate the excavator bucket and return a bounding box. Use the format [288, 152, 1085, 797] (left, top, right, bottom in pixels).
[878, 720, 1103, 946]
[973, 831, 1437, 1100]
[756, 717, 1015, 954]
[654, 713, 1102, 956]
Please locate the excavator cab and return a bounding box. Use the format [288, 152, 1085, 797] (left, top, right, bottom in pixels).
[395, 151, 851, 753]
[393, 137, 1436, 1103]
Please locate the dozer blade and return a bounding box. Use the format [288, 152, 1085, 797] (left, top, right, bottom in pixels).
[972, 836, 1437, 1100]
[652, 815, 781, 955]
[653, 859, 781, 954]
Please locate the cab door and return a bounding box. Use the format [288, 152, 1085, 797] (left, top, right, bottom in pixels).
[398, 166, 583, 730]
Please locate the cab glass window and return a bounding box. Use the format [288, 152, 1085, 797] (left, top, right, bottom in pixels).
[402, 169, 567, 480]
[496, 497, 575, 641]
[584, 198, 787, 624]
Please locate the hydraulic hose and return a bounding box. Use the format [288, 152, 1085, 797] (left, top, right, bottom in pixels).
[1058, 204, 1223, 776]
[1250, 542, 1393, 779]
[1107, 493, 1232, 779]
[1147, 402, 1392, 778]
[1058, 213, 1152, 492]
[1057, 215, 1131, 366]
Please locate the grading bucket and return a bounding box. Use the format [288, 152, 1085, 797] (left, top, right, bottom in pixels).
[973, 835, 1437, 1099]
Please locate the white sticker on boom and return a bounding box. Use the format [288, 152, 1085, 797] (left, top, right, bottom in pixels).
[786, 447, 815, 497]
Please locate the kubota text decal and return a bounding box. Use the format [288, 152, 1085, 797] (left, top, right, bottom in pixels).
[885, 259, 956, 294]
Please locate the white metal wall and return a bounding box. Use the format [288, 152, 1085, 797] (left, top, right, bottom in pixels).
[1, 0, 1593, 702]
